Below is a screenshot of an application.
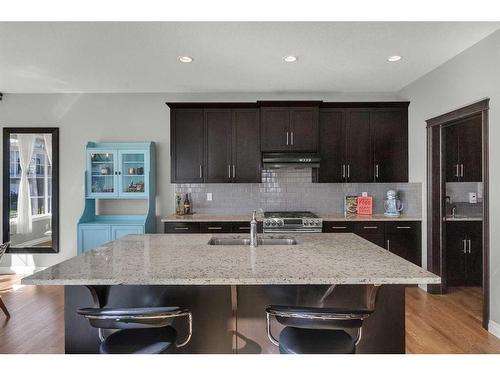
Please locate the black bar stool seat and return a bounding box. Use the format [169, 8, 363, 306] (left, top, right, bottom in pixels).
[100, 326, 177, 354]
[266, 305, 375, 354]
[279, 327, 355, 354]
[78, 306, 192, 354]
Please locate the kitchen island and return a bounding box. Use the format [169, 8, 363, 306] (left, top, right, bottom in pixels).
[23, 233, 440, 354]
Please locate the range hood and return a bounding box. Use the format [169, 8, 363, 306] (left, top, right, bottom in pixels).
[262, 152, 321, 169]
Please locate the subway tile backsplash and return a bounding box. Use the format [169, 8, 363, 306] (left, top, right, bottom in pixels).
[174, 169, 422, 216]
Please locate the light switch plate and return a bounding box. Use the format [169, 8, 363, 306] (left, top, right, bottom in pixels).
[469, 192, 477, 204]
[207, 193, 212, 201]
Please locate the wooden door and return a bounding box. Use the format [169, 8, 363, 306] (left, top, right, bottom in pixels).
[290, 107, 319, 152]
[444, 123, 460, 182]
[458, 115, 482, 182]
[232, 109, 261, 183]
[318, 109, 346, 182]
[205, 109, 232, 183]
[372, 109, 407, 182]
[466, 222, 483, 286]
[385, 222, 421, 266]
[346, 110, 372, 182]
[260, 107, 290, 151]
[445, 222, 467, 286]
[171, 109, 204, 182]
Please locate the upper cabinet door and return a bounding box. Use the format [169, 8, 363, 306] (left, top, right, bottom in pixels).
[290, 107, 319, 152]
[118, 150, 149, 198]
[458, 115, 482, 182]
[205, 109, 233, 183]
[444, 123, 460, 182]
[345, 110, 372, 182]
[171, 109, 204, 183]
[318, 109, 345, 182]
[260, 107, 290, 152]
[232, 109, 261, 183]
[87, 149, 118, 198]
[371, 109, 407, 182]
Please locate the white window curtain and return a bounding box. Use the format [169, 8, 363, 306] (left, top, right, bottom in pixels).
[43, 134, 52, 165]
[16, 134, 36, 234]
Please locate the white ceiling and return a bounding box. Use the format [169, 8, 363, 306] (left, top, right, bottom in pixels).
[0, 22, 498, 94]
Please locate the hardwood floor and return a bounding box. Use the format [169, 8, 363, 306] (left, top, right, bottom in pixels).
[1, 275, 499, 354]
[0, 274, 64, 354]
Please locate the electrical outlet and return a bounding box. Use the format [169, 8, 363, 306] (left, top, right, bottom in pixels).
[207, 193, 212, 201]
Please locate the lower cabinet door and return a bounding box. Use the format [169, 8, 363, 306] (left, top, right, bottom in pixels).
[353, 222, 385, 247]
[445, 222, 467, 286]
[385, 222, 422, 266]
[78, 225, 111, 254]
[111, 225, 144, 240]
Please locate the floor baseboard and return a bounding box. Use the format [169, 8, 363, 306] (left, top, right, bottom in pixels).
[489, 320, 500, 339]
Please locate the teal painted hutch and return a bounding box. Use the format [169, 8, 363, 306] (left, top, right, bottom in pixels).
[77, 142, 156, 254]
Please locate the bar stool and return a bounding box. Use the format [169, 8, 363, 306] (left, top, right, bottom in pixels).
[78, 306, 192, 354]
[265, 286, 380, 354]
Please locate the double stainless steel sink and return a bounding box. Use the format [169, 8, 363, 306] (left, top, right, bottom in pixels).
[208, 236, 297, 246]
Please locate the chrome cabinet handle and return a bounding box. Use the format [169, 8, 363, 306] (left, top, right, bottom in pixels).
[232, 164, 235, 179]
[375, 164, 379, 179]
[332, 226, 347, 229]
[175, 227, 189, 230]
[460, 164, 464, 177]
[207, 227, 223, 230]
[199, 165, 203, 179]
[396, 226, 411, 229]
[286, 131, 289, 145]
[238, 227, 250, 230]
[291, 131, 294, 145]
[462, 239, 467, 253]
[468, 239, 472, 254]
[363, 226, 378, 229]
[342, 164, 346, 179]
[347, 164, 350, 179]
[386, 240, 390, 251]
[228, 165, 231, 179]
[455, 164, 459, 177]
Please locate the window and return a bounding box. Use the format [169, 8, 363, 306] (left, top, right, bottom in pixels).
[9, 136, 52, 220]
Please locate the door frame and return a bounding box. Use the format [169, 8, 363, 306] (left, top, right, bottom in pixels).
[426, 98, 490, 329]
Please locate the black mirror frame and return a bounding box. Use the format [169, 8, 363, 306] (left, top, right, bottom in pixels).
[2, 127, 59, 254]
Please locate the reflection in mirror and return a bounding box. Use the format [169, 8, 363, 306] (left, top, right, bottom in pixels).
[3, 128, 59, 253]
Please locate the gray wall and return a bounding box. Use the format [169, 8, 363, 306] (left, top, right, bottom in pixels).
[176, 168, 421, 216]
[0, 91, 402, 269]
[399, 30, 500, 329]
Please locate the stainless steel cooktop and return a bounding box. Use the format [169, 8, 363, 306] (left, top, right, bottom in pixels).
[263, 211, 322, 233]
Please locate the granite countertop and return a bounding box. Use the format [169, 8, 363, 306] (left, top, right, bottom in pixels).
[162, 213, 421, 222]
[22, 233, 440, 286]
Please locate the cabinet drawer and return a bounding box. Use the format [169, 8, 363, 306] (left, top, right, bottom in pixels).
[111, 225, 144, 240]
[322, 222, 354, 233]
[200, 222, 232, 233]
[164, 222, 201, 233]
[385, 221, 420, 233]
[353, 222, 385, 234]
[231, 222, 263, 233]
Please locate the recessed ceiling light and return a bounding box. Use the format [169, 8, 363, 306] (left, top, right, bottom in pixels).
[283, 55, 298, 63]
[178, 56, 193, 63]
[387, 55, 402, 62]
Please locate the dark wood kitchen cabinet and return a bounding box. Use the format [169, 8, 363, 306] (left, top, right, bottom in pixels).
[171, 109, 204, 182]
[385, 222, 421, 266]
[322, 220, 421, 265]
[318, 109, 345, 183]
[353, 221, 385, 248]
[232, 109, 261, 182]
[345, 110, 372, 182]
[445, 221, 482, 286]
[318, 103, 408, 183]
[205, 109, 233, 182]
[371, 109, 408, 182]
[170, 107, 260, 183]
[164, 221, 263, 234]
[261, 107, 318, 152]
[445, 114, 482, 182]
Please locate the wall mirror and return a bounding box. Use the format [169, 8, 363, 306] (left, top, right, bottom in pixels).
[2, 128, 59, 253]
